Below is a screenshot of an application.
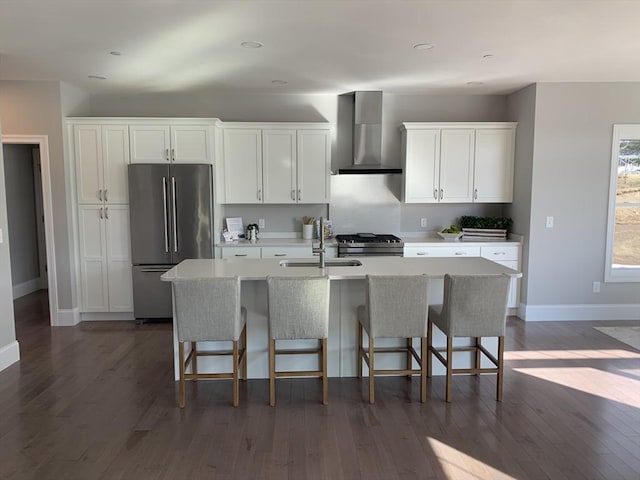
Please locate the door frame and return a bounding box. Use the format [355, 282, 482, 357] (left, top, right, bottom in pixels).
[2, 135, 58, 326]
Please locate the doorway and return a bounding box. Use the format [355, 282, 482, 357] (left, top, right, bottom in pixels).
[1, 135, 57, 326]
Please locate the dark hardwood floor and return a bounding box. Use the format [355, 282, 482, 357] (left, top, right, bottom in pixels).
[2, 290, 640, 479]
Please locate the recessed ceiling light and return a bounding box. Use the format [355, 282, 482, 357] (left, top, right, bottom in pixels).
[271, 80, 287, 85]
[483, 54, 495, 59]
[88, 74, 107, 80]
[467, 81, 484, 86]
[413, 43, 435, 50]
[241, 41, 263, 49]
[109, 51, 122, 56]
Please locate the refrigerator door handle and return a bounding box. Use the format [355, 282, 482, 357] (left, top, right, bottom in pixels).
[172, 176, 178, 253]
[162, 177, 169, 253]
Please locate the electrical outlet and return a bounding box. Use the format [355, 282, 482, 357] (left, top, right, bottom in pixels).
[593, 281, 600, 293]
[420, 218, 428, 228]
[545, 216, 554, 228]
[258, 218, 265, 229]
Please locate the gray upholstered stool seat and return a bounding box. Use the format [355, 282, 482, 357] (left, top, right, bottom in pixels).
[357, 274, 430, 404]
[427, 273, 510, 402]
[267, 275, 330, 406]
[173, 276, 247, 408]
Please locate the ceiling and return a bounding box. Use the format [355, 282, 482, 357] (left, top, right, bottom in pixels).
[1, 0, 640, 96]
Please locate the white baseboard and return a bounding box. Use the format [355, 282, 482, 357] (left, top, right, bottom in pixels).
[80, 312, 135, 321]
[12, 278, 42, 299]
[519, 303, 640, 321]
[0, 341, 20, 372]
[55, 308, 80, 326]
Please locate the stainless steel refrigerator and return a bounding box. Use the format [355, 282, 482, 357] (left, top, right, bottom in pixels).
[128, 164, 214, 319]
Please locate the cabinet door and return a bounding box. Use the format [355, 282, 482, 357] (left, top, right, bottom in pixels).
[474, 128, 515, 203]
[261, 246, 314, 258]
[105, 205, 133, 312]
[220, 247, 261, 259]
[171, 125, 210, 164]
[102, 125, 130, 204]
[78, 205, 108, 312]
[403, 129, 440, 203]
[74, 125, 104, 204]
[492, 260, 519, 308]
[263, 129, 296, 204]
[297, 129, 331, 203]
[439, 129, 475, 203]
[130, 125, 171, 163]
[223, 129, 263, 203]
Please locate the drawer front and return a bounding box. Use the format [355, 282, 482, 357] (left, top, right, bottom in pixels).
[221, 247, 261, 259]
[261, 246, 314, 258]
[480, 245, 519, 262]
[404, 245, 481, 257]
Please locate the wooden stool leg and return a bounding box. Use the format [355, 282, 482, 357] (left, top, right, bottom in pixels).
[368, 336, 375, 404]
[446, 336, 453, 403]
[420, 337, 427, 403]
[427, 320, 433, 378]
[475, 337, 481, 375]
[322, 338, 328, 405]
[241, 325, 248, 381]
[406, 338, 412, 378]
[178, 342, 186, 408]
[269, 338, 276, 406]
[191, 341, 198, 382]
[357, 322, 363, 378]
[232, 340, 239, 407]
[497, 336, 505, 401]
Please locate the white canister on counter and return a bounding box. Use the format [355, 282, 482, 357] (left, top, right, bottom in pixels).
[302, 224, 315, 239]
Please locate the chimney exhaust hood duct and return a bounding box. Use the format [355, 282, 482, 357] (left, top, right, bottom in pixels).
[338, 91, 402, 174]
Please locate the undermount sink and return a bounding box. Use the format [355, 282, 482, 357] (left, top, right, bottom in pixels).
[279, 259, 363, 268]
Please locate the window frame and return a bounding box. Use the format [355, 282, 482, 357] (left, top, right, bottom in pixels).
[605, 124, 640, 282]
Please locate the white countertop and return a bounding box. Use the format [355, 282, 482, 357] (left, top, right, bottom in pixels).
[161, 256, 522, 282]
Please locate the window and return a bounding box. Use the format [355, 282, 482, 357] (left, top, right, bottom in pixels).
[605, 125, 640, 282]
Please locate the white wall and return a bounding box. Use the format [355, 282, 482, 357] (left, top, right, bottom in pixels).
[0, 121, 19, 369]
[525, 83, 640, 311]
[2, 144, 40, 286]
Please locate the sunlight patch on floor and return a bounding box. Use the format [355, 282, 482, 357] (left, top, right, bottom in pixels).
[513, 367, 640, 408]
[427, 437, 517, 480]
[505, 349, 640, 361]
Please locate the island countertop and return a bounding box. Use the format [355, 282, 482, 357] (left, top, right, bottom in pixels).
[161, 256, 522, 282]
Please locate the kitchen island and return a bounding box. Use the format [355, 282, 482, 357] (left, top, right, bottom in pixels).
[162, 257, 521, 379]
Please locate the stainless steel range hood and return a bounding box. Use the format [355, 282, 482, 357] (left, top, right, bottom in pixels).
[337, 91, 402, 175]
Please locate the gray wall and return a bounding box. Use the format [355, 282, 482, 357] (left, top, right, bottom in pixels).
[2, 145, 39, 285]
[0, 122, 17, 350]
[526, 83, 640, 305]
[506, 84, 536, 302]
[0, 81, 74, 311]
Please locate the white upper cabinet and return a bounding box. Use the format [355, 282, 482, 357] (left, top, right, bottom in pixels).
[221, 124, 331, 204]
[74, 124, 130, 205]
[474, 128, 515, 203]
[130, 124, 210, 164]
[402, 122, 516, 204]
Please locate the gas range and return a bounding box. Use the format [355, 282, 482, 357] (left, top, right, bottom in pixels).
[335, 233, 404, 257]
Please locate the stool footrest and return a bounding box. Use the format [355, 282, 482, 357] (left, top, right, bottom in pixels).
[275, 370, 323, 378]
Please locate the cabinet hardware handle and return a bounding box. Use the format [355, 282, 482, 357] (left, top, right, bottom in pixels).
[297, 189, 301, 201]
[417, 252, 427, 256]
[98, 189, 102, 201]
[274, 253, 287, 257]
[455, 252, 465, 255]
[235, 254, 248, 257]
[105, 207, 109, 219]
[172, 177, 178, 252]
[99, 207, 103, 219]
[474, 188, 478, 200]
[171, 148, 175, 162]
[162, 177, 169, 253]
[165, 148, 169, 161]
[493, 252, 506, 256]
[291, 189, 295, 201]
[440, 189, 443, 200]
[257, 189, 262, 201]
[104, 189, 108, 202]
[433, 189, 438, 200]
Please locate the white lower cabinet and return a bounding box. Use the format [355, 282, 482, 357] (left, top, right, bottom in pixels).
[78, 205, 133, 312]
[221, 247, 261, 259]
[221, 245, 314, 259]
[404, 243, 520, 308]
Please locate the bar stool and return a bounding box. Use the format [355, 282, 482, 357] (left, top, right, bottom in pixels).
[266, 275, 330, 406]
[357, 274, 430, 404]
[172, 277, 247, 408]
[427, 274, 510, 402]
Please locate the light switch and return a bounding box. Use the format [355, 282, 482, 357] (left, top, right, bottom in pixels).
[545, 216, 554, 228]
[258, 219, 265, 229]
